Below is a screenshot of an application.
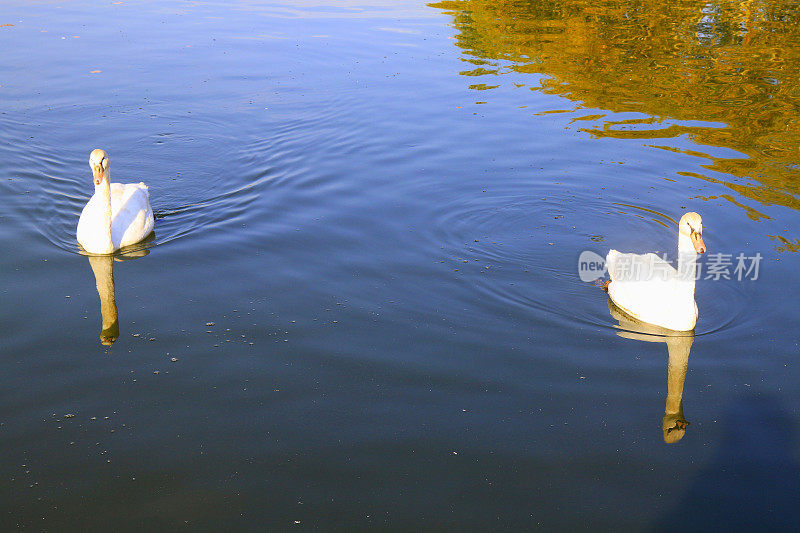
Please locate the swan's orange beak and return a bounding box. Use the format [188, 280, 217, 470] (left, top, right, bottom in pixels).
[691, 231, 706, 254]
[93, 165, 103, 186]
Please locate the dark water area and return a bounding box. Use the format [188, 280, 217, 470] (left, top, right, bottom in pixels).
[1, 0, 799, 530]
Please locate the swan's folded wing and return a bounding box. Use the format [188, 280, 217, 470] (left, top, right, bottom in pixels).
[110, 183, 155, 247]
[606, 250, 681, 317]
[606, 250, 677, 283]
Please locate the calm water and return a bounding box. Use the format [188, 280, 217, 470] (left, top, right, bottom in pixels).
[2, 0, 799, 530]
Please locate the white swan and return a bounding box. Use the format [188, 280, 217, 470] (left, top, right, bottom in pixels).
[77, 149, 154, 254]
[605, 212, 706, 331]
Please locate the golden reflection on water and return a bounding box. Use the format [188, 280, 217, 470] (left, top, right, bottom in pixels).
[430, 0, 800, 217]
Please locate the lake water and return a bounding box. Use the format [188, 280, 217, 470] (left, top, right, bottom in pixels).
[2, 0, 799, 530]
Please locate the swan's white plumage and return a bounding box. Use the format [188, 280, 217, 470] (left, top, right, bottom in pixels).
[605, 212, 705, 332]
[77, 182, 154, 252]
[76, 149, 154, 254]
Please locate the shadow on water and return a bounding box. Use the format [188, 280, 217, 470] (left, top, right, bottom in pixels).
[654, 393, 800, 531]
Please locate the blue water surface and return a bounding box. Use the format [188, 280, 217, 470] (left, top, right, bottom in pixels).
[1, 1, 799, 530]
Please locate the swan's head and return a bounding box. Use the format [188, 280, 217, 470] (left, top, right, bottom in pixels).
[679, 212, 706, 254]
[89, 148, 109, 186]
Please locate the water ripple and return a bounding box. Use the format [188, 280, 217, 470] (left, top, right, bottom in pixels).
[7, 140, 279, 255]
[424, 188, 747, 336]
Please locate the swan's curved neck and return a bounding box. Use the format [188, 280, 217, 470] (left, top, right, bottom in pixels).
[676, 233, 698, 293]
[95, 179, 114, 253]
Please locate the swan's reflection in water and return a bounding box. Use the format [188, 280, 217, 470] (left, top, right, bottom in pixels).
[85, 243, 150, 346]
[608, 300, 694, 443]
[87, 255, 118, 345]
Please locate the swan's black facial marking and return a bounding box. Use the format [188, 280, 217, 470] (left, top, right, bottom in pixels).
[89, 149, 109, 185]
[685, 221, 703, 238]
[688, 225, 706, 254]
